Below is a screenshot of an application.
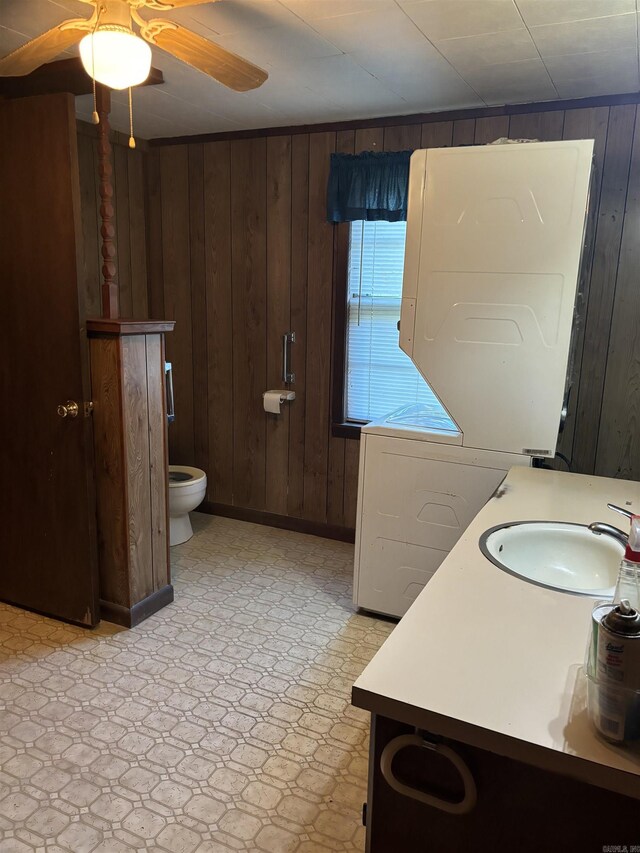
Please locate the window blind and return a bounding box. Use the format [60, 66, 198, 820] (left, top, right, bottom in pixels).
[344, 220, 445, 422]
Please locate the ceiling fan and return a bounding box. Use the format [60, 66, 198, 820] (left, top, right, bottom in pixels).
[0, 0, 268, 92]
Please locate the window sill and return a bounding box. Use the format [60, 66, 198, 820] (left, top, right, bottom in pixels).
[332, 421, 364, 440]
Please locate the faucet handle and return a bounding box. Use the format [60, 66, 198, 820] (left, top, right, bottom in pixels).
[608, 503, 634, 520]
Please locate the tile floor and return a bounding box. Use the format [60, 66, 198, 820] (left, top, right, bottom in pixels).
[0, 513, 394, 852]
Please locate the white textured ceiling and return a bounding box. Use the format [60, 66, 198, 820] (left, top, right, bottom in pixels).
[2, 0, 639, 139]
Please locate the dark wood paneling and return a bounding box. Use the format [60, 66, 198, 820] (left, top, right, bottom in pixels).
[114, 144, 133, 317]
[128, 150, 149, 319]
[474, 115, 509, 144]
[266, 135, 292, 516]
[557, 106, 611, 470]
[188, 143, 209, 476]
[509, 109, 565, 140]
[160, 145, 195, 465]
[343, 439, 360, 530]
[203, 141, 234, 505]
[573, 104, 637, 475]
[420, 121, 453, 149]
[383, 123, 422, 151]
[202, 501, 355, 543]
[147, 96, 640, 541]
[288, 133, 310, 517]
[77, 131, 102, 319]
[303, 131, 336, 523]
[146, 149, 165, 319]
[76, 129, 150, 321]
[231, 137, 267, 510]
[452, 118, 475, 145]
[596, 106, 640, 478]
[355, 126, 384, 153]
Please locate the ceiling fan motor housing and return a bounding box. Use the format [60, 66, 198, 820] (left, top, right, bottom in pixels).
[98, 1, 133, 30]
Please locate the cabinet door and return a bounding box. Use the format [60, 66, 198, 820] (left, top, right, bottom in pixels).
[366, 714, 640, 853]
[0, 95, 99, 626]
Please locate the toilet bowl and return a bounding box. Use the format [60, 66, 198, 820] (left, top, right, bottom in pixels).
[168, 465, 207, 546]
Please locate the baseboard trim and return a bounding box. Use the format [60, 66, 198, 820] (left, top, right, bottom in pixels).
[100, 584, 174, 628]
[200, 502, 356, 543]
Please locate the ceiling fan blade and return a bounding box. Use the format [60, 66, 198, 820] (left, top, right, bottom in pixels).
[144, 0, 218, 8]
[0, 21, 89, 77]
[144, 22, 268, 91]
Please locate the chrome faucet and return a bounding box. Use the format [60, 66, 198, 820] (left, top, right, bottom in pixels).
[588, 503, 634, 548]
[588, 522, 628, 548]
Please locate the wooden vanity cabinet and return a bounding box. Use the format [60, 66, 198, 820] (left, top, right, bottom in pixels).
[365, 714, 639, 852]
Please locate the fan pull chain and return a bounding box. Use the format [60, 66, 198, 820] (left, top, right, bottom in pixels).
[92, 76, 99, 125]
[91, 21, 99, 124]
[128, 87, 136, 149]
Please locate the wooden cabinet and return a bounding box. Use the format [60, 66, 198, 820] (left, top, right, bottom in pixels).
[365, 714, 640, 852]
[88, 318, 175, 627]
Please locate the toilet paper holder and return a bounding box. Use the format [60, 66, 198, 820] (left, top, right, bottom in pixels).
[263, 389, 296, 414]
[263, 390, 296, 404]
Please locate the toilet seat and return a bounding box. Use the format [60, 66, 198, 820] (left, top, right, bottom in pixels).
[168, 465, 206, 488]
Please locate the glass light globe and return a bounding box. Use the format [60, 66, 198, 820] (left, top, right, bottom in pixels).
[80, 27, 152, 90]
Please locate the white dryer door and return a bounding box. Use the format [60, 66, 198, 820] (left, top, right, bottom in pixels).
[400, 140, 593, 457]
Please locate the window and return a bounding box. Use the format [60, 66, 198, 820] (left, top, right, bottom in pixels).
[343, 220, 443, 423]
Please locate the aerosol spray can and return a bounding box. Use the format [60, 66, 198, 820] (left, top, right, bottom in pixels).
[594, 599, 640, 743]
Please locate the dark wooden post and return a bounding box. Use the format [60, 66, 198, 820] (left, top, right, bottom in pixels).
[96, 84, 119, 319]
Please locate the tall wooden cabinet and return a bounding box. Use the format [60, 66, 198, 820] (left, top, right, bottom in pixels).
[88, 319, 175, 627]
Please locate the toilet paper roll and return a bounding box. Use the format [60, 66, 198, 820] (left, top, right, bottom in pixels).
[263, 390, 283, 414]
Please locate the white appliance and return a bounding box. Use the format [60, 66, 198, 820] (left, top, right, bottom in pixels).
[354, 140, 594, 619]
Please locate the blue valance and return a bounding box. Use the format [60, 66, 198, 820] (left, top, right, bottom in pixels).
[326, 150, 412, 223]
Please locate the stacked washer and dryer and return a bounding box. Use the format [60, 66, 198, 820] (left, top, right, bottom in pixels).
[353, 139, 594, 619]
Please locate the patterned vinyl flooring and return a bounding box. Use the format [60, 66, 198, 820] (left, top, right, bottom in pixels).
[0, 513, 394, 852]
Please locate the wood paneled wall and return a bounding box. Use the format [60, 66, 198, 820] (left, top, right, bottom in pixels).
[143, 100, 640, 537]
[76, 124, 150, 320]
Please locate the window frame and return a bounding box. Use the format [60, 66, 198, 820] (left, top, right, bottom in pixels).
[331, 220, 364, 440]
[332, 218, 412, 439]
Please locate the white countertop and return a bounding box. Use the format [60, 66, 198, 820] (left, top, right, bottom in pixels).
[352, 466, 640, 799]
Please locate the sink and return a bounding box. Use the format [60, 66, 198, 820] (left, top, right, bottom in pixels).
[479, 521, 624, 597]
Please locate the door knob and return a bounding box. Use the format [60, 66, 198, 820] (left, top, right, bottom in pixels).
[57, 401, 79, 418]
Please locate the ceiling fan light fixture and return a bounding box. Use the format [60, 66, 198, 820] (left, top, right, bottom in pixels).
[80, 26, 152, 90]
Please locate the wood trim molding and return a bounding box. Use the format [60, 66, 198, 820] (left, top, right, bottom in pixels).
[77, 118, 151, 152]
[200, 502, 356, 543]
[332, 422, 362, 440]
[100, 584, 174, 628]
[87, 318, 176, 336]
[148, 91, 640, 146]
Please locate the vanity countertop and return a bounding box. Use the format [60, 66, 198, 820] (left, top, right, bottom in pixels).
[352, 466, 640, 799]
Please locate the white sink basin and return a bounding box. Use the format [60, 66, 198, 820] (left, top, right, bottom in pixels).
[479, 521, 623, 597]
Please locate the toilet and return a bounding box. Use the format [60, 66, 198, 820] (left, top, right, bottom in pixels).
[168, 465, 207, 546]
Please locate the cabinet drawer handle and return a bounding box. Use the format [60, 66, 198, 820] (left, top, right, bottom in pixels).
[380, 734, 477, 815]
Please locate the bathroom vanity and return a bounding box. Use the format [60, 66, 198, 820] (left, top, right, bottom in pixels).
[353, 466, 640, 851]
